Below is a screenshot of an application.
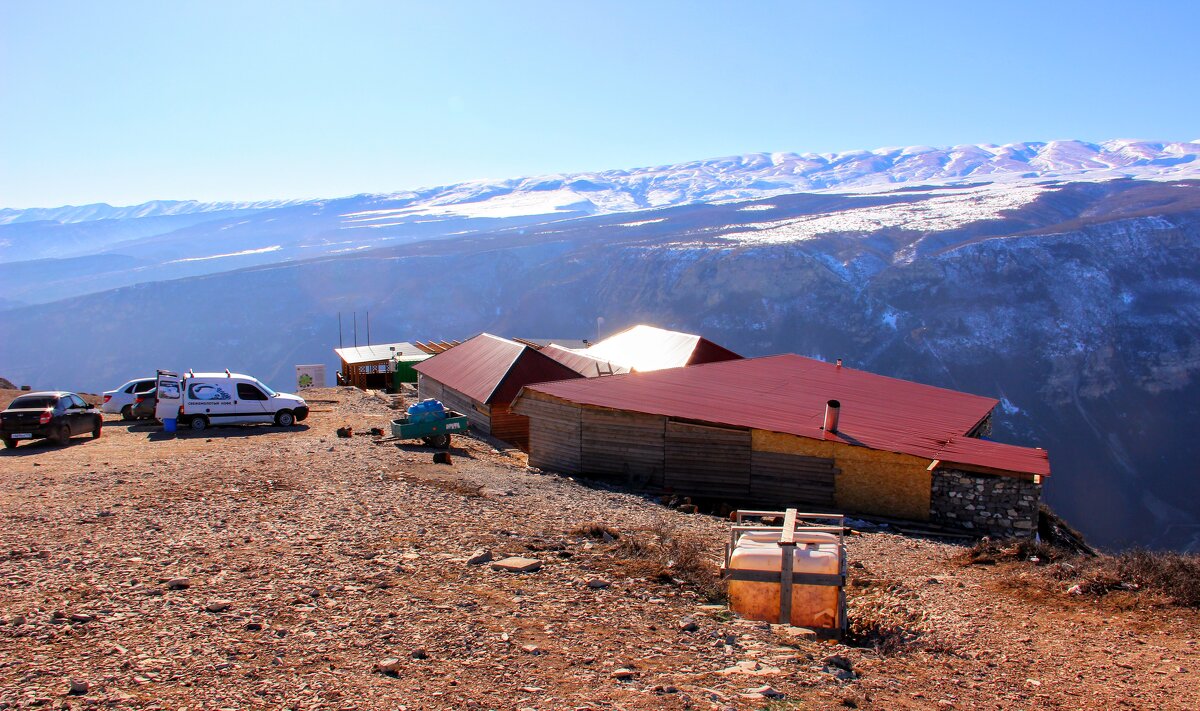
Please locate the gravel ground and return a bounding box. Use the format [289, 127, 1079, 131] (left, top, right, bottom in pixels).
[1, 387, 1196, 710]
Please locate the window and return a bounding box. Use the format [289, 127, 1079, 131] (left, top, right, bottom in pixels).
[9, 396, 56, 409]
[237, 383, 268, 401]
[134, 380, 156, 393]
[70, 395, 88, 409]
[124, 384, 136, 394]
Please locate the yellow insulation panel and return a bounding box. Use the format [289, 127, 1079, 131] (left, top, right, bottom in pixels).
[751, 430, 932, 521]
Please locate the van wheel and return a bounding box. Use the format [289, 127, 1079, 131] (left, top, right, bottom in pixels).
[120, 405, 134, 421]
[92, 420, 102, 439]
[190, 416, 208, 432]
[275, 410, 295, 427]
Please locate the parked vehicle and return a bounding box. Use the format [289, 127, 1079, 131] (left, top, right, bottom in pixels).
[154, 370, 309, 431]
[132, 388, 157, 421]
[102, 378, 156, 419]
[1, 392, 102, 448]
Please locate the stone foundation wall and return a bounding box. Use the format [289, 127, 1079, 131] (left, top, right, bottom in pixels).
[929, 468, 1041, 538]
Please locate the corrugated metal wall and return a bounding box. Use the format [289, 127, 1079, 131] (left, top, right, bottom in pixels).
[665, 421, 751, 498]
[580, 408, 666, 486]
[518, 396, 582, 472]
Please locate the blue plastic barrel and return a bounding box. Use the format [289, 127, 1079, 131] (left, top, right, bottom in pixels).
[163, 418, 177, 433]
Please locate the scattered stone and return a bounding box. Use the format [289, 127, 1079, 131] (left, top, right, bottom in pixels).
[490, 557, 542, 573]
[204, 600, 232, 613]
[466, 549, 493, 565]
[67, 679, 89, 696]
[679, 616, 699, 632]
[586, 579, 611, 589]
[610, 668, 634, 680]
[166, 577, 191, 590]
[772, 624, 817, 644]
[375, 658, 402, 675]
[520, 644, 542, 655]
[68, 613, 93, 624]
[742, 685, 784, 699]
[823, 655, 857, 680]
[244, 621, 264, 631]
[411, 648, 428, 660]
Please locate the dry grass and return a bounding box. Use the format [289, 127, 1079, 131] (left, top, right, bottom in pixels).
[973, 538, 1200, 609]
[964, 537, 1069, 566]
[607, 521, 725, 602]
[844, 579, 952, 655]
[570, 523, 621, 541]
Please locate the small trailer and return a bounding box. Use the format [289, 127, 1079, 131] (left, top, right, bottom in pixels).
[389, 410, 468, 448]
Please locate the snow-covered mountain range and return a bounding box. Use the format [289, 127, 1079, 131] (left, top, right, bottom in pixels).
[5, 138, 1199, 226]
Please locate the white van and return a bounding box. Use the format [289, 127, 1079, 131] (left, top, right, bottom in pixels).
[154, 370, 309, 431]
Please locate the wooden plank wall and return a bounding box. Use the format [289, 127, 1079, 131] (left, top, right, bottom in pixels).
[517, 397, 582, 473]
[665, 421, 751, 498]
[489, 404, 530, 451]
[580, 408, 666, 486]
[750, 450, 838, 508]
[419, 376, 491, 434]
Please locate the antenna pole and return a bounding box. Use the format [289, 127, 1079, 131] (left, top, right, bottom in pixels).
[338, 313, 343, 349]
[366, 309, 371, 346]
[353, 312, 358, 347]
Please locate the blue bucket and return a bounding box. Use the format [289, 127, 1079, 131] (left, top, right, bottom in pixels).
[163, 418, 177, 433]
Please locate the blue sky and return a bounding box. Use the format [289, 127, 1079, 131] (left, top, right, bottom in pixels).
[2, 1, 1198, 208]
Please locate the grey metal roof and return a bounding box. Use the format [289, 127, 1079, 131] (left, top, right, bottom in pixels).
[335, 342, 430, 365]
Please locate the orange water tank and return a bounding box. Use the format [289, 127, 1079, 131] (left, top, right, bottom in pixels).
[726, 531, 841, 629]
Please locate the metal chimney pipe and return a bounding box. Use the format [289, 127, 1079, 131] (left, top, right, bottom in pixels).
[823, 399, 841, 433]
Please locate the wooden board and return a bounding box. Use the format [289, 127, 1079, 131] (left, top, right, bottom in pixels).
[421, 377, 490, 434]
[518, 397, 582, 473]
[580, 408, 666, 486]
[750, 450, 838, 508]
[489, 405, 530, 451]
[664, 420, 751, 498]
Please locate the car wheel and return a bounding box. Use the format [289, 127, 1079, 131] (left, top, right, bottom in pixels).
[120, 405, 134, 421]
[429, 434, 450, 449]
[92, 419, 102, 439]
[190, 416, 208, 432]
[275, 410, 295, 427]
[53, 425, 70, 446]
[2, 437, 15, 449]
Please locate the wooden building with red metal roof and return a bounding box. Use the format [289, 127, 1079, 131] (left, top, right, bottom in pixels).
[413, 333, 582, 450]
[513, 354, 1050, 536]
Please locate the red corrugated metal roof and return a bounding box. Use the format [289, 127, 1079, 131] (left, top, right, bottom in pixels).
[413, 333, 582, 405]
[585, 325, 742, 372]
[539, 344, 631, 377]
[519, 354, 1049, 477]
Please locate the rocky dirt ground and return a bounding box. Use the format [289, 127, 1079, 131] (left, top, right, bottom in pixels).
[0, 387, 1196, 710]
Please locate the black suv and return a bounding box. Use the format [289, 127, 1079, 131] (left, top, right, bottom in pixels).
[1, 392, 102, 448]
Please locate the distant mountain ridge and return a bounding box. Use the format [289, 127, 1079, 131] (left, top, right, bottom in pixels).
[4, 139, 1199, 224]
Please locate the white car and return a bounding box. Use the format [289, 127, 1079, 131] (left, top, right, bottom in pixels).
[102, 378, 157, 419]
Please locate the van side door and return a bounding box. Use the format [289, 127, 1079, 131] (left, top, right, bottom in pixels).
[235, 382, 273, 423]
[155, 372, 182, 422]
